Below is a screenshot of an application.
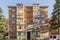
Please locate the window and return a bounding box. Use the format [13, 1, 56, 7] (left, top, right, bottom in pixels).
[24, 25, 28, 29]
[32, 32, 36, 36]
[18, 32, 21, 36]
[36, 32, 40, 37]
[41, 20, 45, 23]
[18, 18, 23, 22]
[34, 11, 40, 15]
[42, 15, 45, 17]
[33, 5, 39, 9]
[12, 9, 15, 12]
[10, 27, 15, 31]
[18, 6, 22, 9]
[11, 21, 15, 25]
[24, 25, 26, 29]
[34, 18, 40, 23]
[12, 27, 15, 30]
[11, 33, 15, 36]
[18, 11, 23, 16]
[11, 14, 15, 18]
[17, 4, 23, 9]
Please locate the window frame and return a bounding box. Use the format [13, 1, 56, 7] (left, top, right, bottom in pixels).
[11, 20, 15, 25]
[12, 9, 15, 12]
[11, 14, 15, 18]
[17, 18, 23, 22]
[17, 11, 23, 16]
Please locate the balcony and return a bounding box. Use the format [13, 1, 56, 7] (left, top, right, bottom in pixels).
[34, 19, 40, 24]
[33, 13, 40, 16]
[41, 23, 49, 26]
[17, 16, 23, 18]
[31, 24, 40, 31]
[34, 15, 40, 18]
[17, 29, 25, 32]
[17, 21, 24, 25]
[50, 29, 59, 35]
[33, 11, 40, 16]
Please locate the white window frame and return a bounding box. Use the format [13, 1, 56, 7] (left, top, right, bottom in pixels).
[11, 21, 15, 24]
[17, 18, 23, 22]
[34, 18, 40, 23]
[11, 14, 15, 18]
[34, 11, 40, 16]
[12, 9, 15, 12]
[41, 20, 45, 23]
[33, 5, 39, 9]
[17, 11, 23, 16]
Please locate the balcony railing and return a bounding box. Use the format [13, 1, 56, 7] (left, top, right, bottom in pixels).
[34, 15, 40, 18]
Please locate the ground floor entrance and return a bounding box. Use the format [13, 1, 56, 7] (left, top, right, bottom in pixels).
[27, 32, 31, 40]
[17, 31, 40, 40]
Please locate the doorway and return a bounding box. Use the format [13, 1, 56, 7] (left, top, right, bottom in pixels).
[27, 32, 30, 40]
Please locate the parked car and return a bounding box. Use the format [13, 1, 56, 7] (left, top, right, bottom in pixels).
[49, 35, 60, 40]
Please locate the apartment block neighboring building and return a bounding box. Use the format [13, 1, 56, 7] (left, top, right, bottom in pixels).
[8, 6, 17, 38]
[8, 4, 49, 40]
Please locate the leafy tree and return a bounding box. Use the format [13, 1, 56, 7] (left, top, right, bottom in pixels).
[50, 0, 60, 30]
[0, 8, 7, 39]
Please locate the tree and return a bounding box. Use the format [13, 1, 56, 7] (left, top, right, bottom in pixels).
[0, 8, 7, 39]
[50, 0, 60, 33]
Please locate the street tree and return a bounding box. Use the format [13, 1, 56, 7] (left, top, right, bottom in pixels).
[0, 8, 7, 39]
[50, 0, 60, 34]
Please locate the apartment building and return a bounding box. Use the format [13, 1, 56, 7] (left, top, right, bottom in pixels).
[8, 4, 49, 40]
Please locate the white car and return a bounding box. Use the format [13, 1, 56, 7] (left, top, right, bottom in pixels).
[49, 35, 60, 40]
